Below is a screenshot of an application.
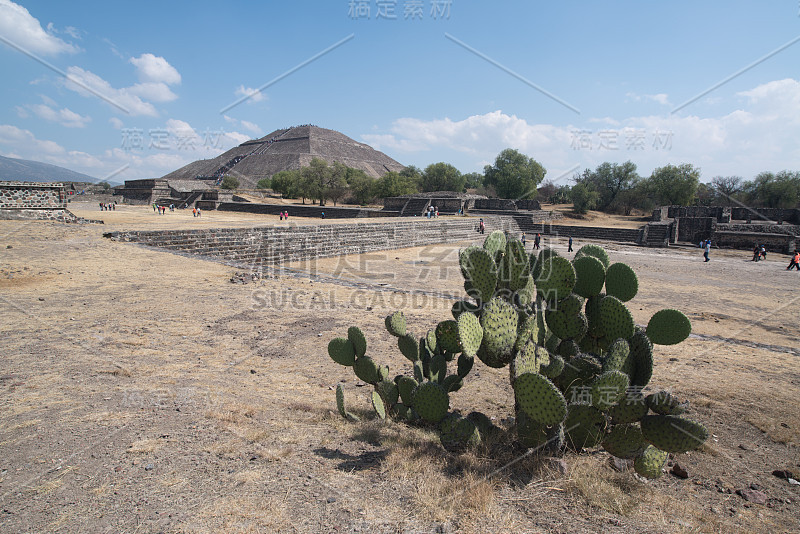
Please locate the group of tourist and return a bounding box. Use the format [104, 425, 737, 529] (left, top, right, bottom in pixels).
[99, 202, 116, 211]
[699, 239, 712, 262]
[279, 211, 289, 221]
[787, 251, 800, 270]
[427, 205, 439, 218]
[752, 244, 768, 262]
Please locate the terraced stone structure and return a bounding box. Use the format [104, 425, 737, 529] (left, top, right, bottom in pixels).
[161, 125, 406, 188]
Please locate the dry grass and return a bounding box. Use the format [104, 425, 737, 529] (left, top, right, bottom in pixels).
[566, 456, 645, 516]
[126, 437, 164, 454]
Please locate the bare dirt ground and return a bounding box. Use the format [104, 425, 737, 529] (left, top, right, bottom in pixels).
[1, 204, 798, 533]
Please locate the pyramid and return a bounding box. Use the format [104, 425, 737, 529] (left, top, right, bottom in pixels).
[160, 125, 405, 188]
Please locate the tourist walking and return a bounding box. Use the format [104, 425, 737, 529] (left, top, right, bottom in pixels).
[703, 240, 711, 262]
[478, 218, 485, 235]
[787, 251, 800, 270]
[521, 233, 526, 247]
[568, 236, 573, 252]
[534, 233, 541, 250]
[760, 244, 767, 260]
[752, 244, 761, 262]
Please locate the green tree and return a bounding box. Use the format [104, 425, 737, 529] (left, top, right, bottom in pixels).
[577, 161, 639, 211]
[571, 182, 599, 214]
[648, 163, 701, 206]
[270, 170, 300, 198]
[327, 162, 350, 206]
[98, 181, 111, 190]
[463, 172, 483, 191]
[346, 169, 375, 205]
[743, 171, 800, 208]
[615, 178, 653, 215]
[483, 148, 546, 199]
[373, 171, 419, 198]
[255, 177, 271, 190]
[421, 162, 465, 192]
[710, 176, 743, 206]
[297, 158, 347, 206]
[221, 176, 239, 190]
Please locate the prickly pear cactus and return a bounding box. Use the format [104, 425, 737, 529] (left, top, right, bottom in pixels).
[326, 238, 707, 478]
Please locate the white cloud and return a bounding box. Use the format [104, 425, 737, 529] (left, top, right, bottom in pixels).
[222, 114, 261, 135]
[29, 103, 91, 128]
[108, 117, 124, 129]
[0, 0, 78, 55]
[127, 82, 178, 103]
[129, 53, 181, 85]
[626, 92, 671, 106]
[0, 124, 66, 156]
[363, 79, 800, 179]
[234, 85, 266, 103]
[63, 66, 159, 116]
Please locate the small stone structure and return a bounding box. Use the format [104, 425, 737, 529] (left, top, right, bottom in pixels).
[0, 181, 100, 223]
[647, 205, 799, 253]
[383, 192, 550, 218]
[0, 181, 66, 209]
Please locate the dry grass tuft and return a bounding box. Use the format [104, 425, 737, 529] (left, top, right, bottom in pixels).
[745, 414, 797, 445]
[126, 438, 163, 454]
[565, 455, 646, 516]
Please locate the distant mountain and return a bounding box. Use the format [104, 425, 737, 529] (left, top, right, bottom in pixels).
[0, 155, 99, 183]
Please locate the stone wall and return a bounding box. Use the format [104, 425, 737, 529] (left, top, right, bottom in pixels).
[209, 202, 397, 219]
[713, 231, 795, 254]
[0, 181, 66, 209]
[730, 207, 800, 224]
[0, 208, 102, 224]
[106, 217, 529, 265]
[676, 217, 715, 243]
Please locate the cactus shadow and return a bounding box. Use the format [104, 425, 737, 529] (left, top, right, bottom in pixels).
[313, 446, 388, 472]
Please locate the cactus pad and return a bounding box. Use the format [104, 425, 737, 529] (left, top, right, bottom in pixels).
[535, 256, 576, 303]
[641, 415, 709, 453]
[545, 307, 589, 341]
[439, 414, 481, 452]
[607, 389, 649, 424]
[396, 376, 418, 405]
[347, 326, 367, 358]
[411, 382, 450, 423]
[572, 255, 607, 298]
[589, 370, 629, 411]
[483, 230, 507, 261]
[335, 383, 359, 422]
[398, 334, 420, 362]
[646, 391, 687, 415]
[513, 372, 568, 426]
[385, 311, 406, 337]
[435, 320, 462, 354]
[477, 298, 518, 367]
[599, 295, 635, 341]
[353, 355, 381, 384]
[371, 390, 386, 420]
[564, 403, 607, 450]
[375, 379, 399, 406]
[511, 341, 550, 382]
[574, 244, 610, 268]
[460, 246, 498, 304]
[457, 312, 483, 358]
[628, 329, 654, 387]
[647, 309, 692, 345]
[604, 262, 638, 302]
[634, 445, 668, 479]
[602, 424, 647, 459]
[451, 299, 480, 320]
[328, 338, 356, 367]
[540, 353, 565, 379]
[602, 338, 631, 374]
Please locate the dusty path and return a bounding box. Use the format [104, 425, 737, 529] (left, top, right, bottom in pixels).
[1, 210, 798, 533]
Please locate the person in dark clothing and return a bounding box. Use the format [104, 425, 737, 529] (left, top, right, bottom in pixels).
[787, 251, 800, 270]
[568, 236, 573, 252]
[534, 234, 541, 249]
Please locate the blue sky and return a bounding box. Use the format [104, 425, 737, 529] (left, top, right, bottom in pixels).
[1, 1, 799, 184]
